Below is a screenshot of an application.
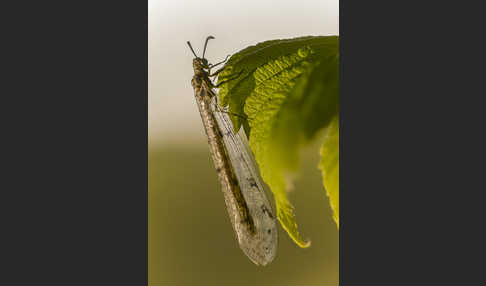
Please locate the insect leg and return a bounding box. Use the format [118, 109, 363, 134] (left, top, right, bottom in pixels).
[216, 108, 248, 120]
[209, 54, 231, 70]
[213, 95, 248, 120]
[214, 69, 245, 87]
[210, 67, 224, 78]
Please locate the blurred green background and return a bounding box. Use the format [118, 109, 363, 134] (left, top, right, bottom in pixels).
[149, 141, 338, 286]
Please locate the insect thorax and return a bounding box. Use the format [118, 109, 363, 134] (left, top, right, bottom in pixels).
[192, 58, 216, 99]
[192, 58, 210, 76]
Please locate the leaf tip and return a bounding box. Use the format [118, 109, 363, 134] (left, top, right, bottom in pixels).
[279, 218, 312, 248]
[299, 239, 312, 248]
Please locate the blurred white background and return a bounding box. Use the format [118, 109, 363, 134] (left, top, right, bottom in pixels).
[149, 0, 339, 145]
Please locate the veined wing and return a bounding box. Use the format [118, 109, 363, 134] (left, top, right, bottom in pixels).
[211, 98, 278, 265]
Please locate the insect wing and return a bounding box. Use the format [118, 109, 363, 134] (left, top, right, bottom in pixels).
[211, 99, 278, 265]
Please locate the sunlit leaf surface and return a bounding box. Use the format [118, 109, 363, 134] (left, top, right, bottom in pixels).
[217, 36, 339, 247]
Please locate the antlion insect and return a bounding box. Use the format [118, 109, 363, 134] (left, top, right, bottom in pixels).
[187, 36, 278, 266]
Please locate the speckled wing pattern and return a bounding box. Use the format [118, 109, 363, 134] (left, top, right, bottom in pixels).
[211, 98, 278, 266]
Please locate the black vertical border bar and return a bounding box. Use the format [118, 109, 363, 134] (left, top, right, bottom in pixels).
[335, 0, 477, 284]
[2, 1, 148, 285]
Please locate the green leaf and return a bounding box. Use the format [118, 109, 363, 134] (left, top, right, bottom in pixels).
[217, 36, 339, 247]
[318, 115, 339, 227]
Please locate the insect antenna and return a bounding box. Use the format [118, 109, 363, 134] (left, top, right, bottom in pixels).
[202, 36, 215, 59]
[187, 41, 198, 58]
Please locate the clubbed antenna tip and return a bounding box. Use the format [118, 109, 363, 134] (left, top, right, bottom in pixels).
[203, 36, 215, 59]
